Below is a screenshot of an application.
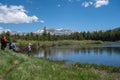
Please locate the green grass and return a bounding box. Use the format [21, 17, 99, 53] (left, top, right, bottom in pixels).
[0, 50, 29, 79]
[0, 49, 119, 80]
[73, 63, 120, 73]
[16, 40, 104, 52]
[16, 40, 104, 49]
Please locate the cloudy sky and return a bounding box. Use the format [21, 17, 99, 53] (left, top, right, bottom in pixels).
[0, 0, 120, 32]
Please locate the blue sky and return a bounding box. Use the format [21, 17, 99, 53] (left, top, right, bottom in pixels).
[0, 0, 120, 32]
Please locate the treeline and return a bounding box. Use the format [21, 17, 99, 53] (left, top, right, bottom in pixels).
[1, 28, 120, 41]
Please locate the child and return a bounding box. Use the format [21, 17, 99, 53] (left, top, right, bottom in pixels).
[27, 43, 32, 56]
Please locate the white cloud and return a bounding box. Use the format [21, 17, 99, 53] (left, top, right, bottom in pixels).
[67, 0, 81, 3]
[68, 0, 72, 2]
[0, 4, 39, 24]
[39, 20, 45, 23]
[82, 1, 93, 8]
[94, 0, 109, 8]
[0, 27, 11, 33]
[82, 0, 109, 8]
[82, 2, 89, 7]
[57, 4, 61, 7]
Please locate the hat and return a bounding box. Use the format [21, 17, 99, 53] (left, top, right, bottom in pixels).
[29, 43, 32, 45]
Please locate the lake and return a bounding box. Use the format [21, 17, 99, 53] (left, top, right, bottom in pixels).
[34, 42, 120, 66]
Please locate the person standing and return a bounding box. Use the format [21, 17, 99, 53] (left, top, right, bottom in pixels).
[1, 36, 8, 50]
[27, 43, 32, 56]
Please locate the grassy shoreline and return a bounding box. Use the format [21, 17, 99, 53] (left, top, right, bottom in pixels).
[16, 40, 104, 52]
[0, 50, 120, 80]
[17, 40, 104, 46]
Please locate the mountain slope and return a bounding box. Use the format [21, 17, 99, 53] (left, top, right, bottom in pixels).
[35, 28, 75, 35]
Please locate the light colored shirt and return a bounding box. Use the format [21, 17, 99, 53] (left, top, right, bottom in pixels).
[28, 45, 31, 51]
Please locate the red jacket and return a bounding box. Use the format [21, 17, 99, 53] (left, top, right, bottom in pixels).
[2, 36, 7, 42]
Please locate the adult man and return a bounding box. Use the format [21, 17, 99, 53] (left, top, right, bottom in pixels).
[1, 36, 8, 50]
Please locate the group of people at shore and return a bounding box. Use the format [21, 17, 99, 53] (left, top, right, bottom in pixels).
[0, 35, 32, 56]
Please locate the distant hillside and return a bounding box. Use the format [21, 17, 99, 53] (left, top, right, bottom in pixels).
[35, 28, 75, 35]
[0, 27, 27, 35]
[0, 27, 75, 35]
[112, 27, 120, 31]
[0, 27, 11, 34]
[0, 27, 120, 35]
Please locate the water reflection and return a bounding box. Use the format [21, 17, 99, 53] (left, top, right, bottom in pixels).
[34, 43, 120, 66]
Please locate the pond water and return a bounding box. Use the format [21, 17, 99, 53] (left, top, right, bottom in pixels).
[34, 42, 120, 66]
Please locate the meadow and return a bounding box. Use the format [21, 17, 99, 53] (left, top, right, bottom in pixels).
[0, 49, 120, 80]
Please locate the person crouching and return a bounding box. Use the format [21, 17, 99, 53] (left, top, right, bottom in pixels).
[9, 41, 16, 52]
